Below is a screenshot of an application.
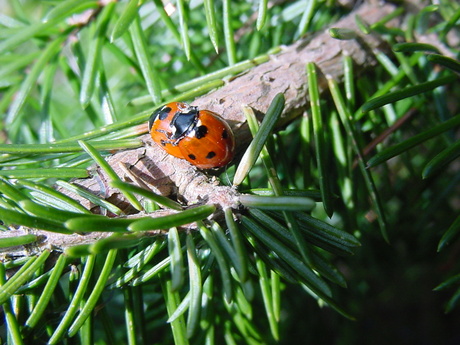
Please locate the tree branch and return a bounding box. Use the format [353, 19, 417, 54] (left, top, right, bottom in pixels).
[1, 2, 401, 258]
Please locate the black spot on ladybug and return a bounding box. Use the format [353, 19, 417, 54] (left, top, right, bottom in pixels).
[148, 106, 173, 131]
[159, 107, 171, 120]
[222, 129, 228, 139]
[195, 125, 208, 139]
[206, 151, 216, 159]
[188, 154, 196, 160]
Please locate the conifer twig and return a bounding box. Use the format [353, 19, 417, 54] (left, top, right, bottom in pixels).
[1, 2, 405, 257]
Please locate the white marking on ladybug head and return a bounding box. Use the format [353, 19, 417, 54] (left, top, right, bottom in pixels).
[177, 103, 197, 114]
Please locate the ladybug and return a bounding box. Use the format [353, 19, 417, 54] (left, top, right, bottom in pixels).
[148, 102, 235, 169]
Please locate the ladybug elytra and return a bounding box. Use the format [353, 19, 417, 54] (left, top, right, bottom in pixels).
[148, 102, 235, 169]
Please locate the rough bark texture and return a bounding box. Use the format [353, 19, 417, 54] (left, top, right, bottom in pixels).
[1, 2, 400, 258]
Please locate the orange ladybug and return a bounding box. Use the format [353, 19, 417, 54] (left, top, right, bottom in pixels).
[148, 102, 235, 169]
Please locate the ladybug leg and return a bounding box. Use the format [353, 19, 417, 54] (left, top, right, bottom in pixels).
[155, 129, 182, 146]
[154, 129, 174, 143]
[156, 128, 171, 136]
[159, 139, 180, 146]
